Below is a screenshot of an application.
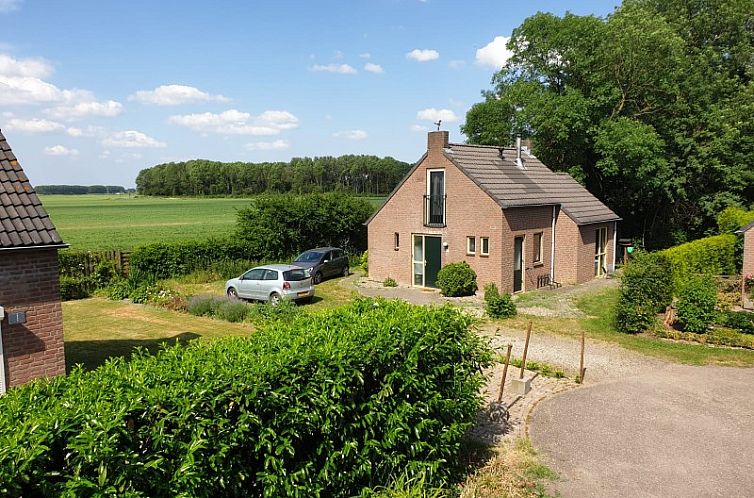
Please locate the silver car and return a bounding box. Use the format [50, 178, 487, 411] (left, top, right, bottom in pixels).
[225, 264, 314, 305]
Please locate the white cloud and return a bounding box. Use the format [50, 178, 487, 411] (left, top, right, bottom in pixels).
[410, 124, 428, 132]
[65, 125, 105, 138]
[448, 59, 465, 69]
[43, 144, 78, 156]
[416, 108, 459, 123]
[101, 130, 166, 148]
[7, 117, 65, 133]
[311, 63, 357, 74]
[359, 52, 371, 59]
[406, 49, 439, 62]
[0, 53, 51, 78]
[333, 129, 368, 140]
[130, 84, 229, 106]
[364, 62, 384, 74]
[169, 109, 299, 136]
[0, 0, 22, 14]
[45, 99, 123, 121]
[244, 139, 290, 151]
[475, 36, 513, 69]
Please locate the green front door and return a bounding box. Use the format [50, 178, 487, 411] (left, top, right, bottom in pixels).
[424, 236, 442, 288]
[412, 235, 442, 288]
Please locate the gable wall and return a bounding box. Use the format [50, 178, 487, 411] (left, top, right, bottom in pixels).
[1, 248, 66, 389]
[743, 230, 754, 309]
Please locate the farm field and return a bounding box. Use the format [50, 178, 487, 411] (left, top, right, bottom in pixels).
[41, 194, 386, 251]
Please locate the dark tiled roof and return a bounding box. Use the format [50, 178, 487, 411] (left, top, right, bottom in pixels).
[0, 130, 64, 249]
[446, 143, 621, 225]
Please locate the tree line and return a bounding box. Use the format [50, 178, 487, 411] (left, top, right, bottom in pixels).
[36, 185, 129, 195]
[462, 0, 754, 248]
[135, 156, 411, 197]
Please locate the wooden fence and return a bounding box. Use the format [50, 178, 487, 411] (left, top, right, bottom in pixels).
[59, 250, 131, 278]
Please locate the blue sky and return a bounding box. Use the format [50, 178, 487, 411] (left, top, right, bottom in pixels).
[0, 0, 617, 187]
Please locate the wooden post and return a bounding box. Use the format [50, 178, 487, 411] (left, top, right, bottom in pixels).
[497, 344, 513, 403]
[519, 321, 532, 379]
[579, 330, 586, 383]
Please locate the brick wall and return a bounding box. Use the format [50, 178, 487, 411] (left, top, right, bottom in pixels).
[743, 230, 754, 309]
[499, 206, 553, 293]
[0, 248, 65, 388]
[553, 210, 616, 285]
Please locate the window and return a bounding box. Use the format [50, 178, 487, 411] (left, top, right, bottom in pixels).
[595, 227, 608, 276]
[480, 237, 489, 256]
[424, 169, 446, 227]
[244, 268, 266, 280]
[263, 270, 279, 280]
[394, 232, 400, 250]
[467, 236, 476, 255]
[533, 232, 543, 263]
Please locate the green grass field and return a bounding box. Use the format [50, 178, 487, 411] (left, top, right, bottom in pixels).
[40, 195, 256, 251]
[41, 194, 386, 251]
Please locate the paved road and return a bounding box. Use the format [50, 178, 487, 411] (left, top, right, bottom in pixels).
[531, 365, 754, 498]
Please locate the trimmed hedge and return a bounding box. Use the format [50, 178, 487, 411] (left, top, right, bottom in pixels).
[0, 299, 491, 497]
[717, 206, 754, 233]
[436, 262, 478, 297]
[615, 252, 674, 333]
[129, 239, 259, 279]
[660, 234, 738, 291]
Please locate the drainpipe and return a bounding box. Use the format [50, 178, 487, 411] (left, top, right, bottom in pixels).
[612, 221, 618, 271]
[550, 206, 556, 280]
[0, 305, 6, 394]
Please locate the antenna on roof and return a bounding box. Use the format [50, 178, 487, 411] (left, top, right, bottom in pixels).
[434, 120, 442, 131]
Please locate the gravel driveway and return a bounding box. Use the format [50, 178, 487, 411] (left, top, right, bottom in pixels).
[531, 364, 754, 497]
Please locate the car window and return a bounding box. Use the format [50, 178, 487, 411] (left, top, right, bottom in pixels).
[295, 251, 324, 263]
[283, 269, 308, 281]
[325, 251, 333, 261]
[263, 270, 279, 281]
[245, 269, 265, 280]
[333, 249, 343, 259]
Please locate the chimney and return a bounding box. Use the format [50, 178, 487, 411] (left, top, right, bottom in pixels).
[515, 135, 524, 169]
[428, 131, 449, 152]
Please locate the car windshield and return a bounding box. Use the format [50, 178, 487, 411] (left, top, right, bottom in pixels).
[294, 251, 324, 263]
[283, 269, 309, 281]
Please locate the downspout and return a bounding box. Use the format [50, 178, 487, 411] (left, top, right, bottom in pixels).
[612, 221, 618, 271]
[0, 306, 6, 394]
[550, 206, 556, 280]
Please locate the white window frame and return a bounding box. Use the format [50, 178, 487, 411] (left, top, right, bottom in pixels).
[533, 232, 543, 264]
[595, 227, 608, 276]
[466, 236, 476, 255]
[480, 237, 489, 256]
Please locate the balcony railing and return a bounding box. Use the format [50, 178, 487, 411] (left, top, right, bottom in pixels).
[423, 194, 446, 227]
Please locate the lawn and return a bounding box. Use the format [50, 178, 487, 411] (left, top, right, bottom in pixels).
[41, 194, 251, 250]
[41, 194, 386, 251]
[508, 287, 754, 367]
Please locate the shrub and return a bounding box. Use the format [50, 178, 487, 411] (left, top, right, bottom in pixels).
[360, 250, 369, 272]
[615, 252, 674, 333]
[718, 310, 754, 334]
[383, 277, 398, 287]
[215, 299, 250, 323]
[660, 234, 738, 291]
[717, 206, 754, 233]
[484, 283, 516, 319]
[436, 262, 478, 297]
[187, 294, 221, 317]
[0, 299, 491, 496]
[245, 300, 300, 325]
[676, 275, 718, 333]
[59, 275, 92, 300]
[235, 192, 373, 260]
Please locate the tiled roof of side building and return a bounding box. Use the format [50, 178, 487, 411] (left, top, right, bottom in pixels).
[0, 130, 65, 249]
[446, 143, 621, 225]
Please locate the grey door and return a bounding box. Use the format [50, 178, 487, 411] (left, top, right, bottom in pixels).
[240, 268, 265, 299]
[513, 236, 524, 292]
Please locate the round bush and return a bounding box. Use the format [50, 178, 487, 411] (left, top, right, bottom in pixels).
[676, 275, 717, 333]
[436, 262, 478, 297]
[484, 283, 516, 319]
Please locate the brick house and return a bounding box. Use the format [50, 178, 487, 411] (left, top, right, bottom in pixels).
[737, 221, 754, 310]
[366, 131, 620, 293]
[0, 130, 67, 393]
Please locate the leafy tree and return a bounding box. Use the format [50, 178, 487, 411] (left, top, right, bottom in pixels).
[463, 0, 754, 248]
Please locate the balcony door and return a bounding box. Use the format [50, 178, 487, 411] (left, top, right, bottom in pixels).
[425, 169, 445, 226]
[413, 234, 442, 288]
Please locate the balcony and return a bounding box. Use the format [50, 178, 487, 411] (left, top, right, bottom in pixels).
[423, 194, 446, 227]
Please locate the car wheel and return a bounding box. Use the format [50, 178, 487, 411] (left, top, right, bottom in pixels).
[341, 266, 349, 277]
[269, 292, 281, 306]
[227, 287, 238, 299]
[313, 272, 323, 284]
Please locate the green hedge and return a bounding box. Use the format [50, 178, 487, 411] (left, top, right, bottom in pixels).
[129, 239, 260, 279]
[0, 299, 491, 497]
[717, 206, 754, 233]
[660, 234, 738, 291]
[676, 275, 718, 333]
[615, 252, 674, 333]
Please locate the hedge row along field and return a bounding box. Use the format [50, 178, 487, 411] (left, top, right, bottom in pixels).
[0, 299, 492, 497]
[659, 234, 738, 291]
